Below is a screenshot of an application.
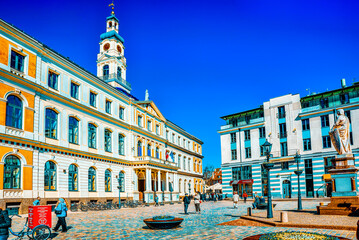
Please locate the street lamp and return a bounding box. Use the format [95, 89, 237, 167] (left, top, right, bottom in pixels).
[262, 139, 274, 218]
[294, 151, 303, 211]
[117, 175, 122, 209]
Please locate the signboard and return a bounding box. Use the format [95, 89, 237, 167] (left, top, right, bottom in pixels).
[28, 205, 52, 229]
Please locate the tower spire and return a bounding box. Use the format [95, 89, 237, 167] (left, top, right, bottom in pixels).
[109, 0, 115, 15]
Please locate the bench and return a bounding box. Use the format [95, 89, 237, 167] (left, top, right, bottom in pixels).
[257, 203, 277, 209]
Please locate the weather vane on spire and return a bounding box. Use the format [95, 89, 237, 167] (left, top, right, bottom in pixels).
[109, 0, 115, 15]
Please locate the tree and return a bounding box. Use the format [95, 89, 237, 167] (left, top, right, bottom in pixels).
[203, 165, 215, 181]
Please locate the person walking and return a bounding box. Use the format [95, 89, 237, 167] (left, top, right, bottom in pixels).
[0, 208, 11, 240]
[194, 192, 201, 214]
[183, 193, 190, 214]
[233, 192, 240, 209]
[154, 195, 159, 207]
[32, 196, 41, 206]
[53, 198, 68, 233]
[243, 192, 248, 203]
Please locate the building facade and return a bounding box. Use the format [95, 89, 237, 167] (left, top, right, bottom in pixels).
[0, 11, 203, 214]
[219, 81, 359, 199]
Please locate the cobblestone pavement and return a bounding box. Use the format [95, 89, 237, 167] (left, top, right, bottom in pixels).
[8, 200, 357, 240]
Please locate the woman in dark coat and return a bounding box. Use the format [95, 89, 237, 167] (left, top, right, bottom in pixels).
[0, 208, 11, 240]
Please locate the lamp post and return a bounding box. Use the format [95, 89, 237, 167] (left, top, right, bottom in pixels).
[117, 176, 122, 209]
[294, 151, 303, 211]
[262, 139, 274, 218]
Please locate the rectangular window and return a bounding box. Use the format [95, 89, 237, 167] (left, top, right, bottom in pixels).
[70, 82, 79, 99]
[281, 162, 289, 170]
[278, 106, 285, 118]
[10, 50, 25, 72]
[302, 119, 310, 131]
[147, 120, 151, 131]
[138, 115, 142, 127]
[279, 123, 287, 138]
[340, 93, 349, 104]
[231, 150, 237, 160]
[230, 133, 236, 143]
[280, 142, 288, 156]
[156, 125, 160, 135]
[245, 147, 251, 158]
[321, 115, 329, 127]
[303, 138, 311, 151]
[178, 136, 181, 145]
[244, 130, 250, 141]
[105, 100, 112, 114]
[172, 134, 175, 142]
[259, 127, 266, 138]
[320, 98, 329, 108]
[48, 71, 58, 90]
[324, 157, 334, 174]
[119, 107, 125, 120]
[305, 159, 314, 197]
[322, 135, 331, 148]
[89, 91, 97, 107]
[104, 130, 112, 152]
[261, 165, 268, 197]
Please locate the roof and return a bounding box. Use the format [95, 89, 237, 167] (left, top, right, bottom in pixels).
[100, 30, 124, 43]
[220, 107, 263, 120]
[106, 15, 119, 22]
[114, 87, 138, 100]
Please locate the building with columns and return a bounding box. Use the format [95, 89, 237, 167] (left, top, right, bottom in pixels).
[0, 9, 203, 214]
[219, 80, 359, 199]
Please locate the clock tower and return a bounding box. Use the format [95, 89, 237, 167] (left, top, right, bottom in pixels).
[97, 3, 131, 93]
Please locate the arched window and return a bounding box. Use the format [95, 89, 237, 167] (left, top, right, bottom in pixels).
[104, 129, 112, 152]
[68, 164, 78, 191]
[105, 169, 111, 192]
[156, 147, 159, 159]
[6, 95, 22, 129]
[137, 141, 142, 156]
[45, 109, 58, 139]
[147, 144, 151, 157]
[178, 155, 181, 168]
[88, 123, 97, 149]
[103, 65, 109, 79]
[119, 171, 125, 192]
[118, 134, 125, 155]
[88, 167, 96, 192]
[69, 117, 79, 144]
[44, 161, 56, 191]
[179, 180, 182, 194]
[117, 66, 121, 80]
[3, 155, 21, 189]
[183, 157, 186, 170]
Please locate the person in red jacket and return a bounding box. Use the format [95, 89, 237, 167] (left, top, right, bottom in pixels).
[243, 192, 248, 203]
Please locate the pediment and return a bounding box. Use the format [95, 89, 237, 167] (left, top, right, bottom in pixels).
[136, 101, 166, 121]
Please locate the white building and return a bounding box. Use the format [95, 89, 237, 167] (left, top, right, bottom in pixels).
[219, 81, 359, 199]
[0, 10, 203, 214]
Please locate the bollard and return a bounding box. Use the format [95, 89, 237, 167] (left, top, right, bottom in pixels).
[280, 211, 288, 223]
[247, 207, 252, 216]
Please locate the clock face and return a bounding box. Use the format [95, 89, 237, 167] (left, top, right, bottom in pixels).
[103, 43, 110, 51]
[117, 45, 122, 53]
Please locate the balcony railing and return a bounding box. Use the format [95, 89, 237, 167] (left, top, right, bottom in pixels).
[133, 156, 177, 167]
[99, 74, 131, 89]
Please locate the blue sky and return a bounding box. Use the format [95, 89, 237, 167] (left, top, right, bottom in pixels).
[2, 0, 359, 168]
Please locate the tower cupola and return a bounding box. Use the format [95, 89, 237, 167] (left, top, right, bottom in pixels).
[96, 1, 131, 93]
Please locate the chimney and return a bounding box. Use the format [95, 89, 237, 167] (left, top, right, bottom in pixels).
[341, 78, 346, 88]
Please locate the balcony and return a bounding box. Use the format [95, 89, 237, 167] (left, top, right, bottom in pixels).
[220, 117, 264, 130]
[133, 156, 177, 167]
[99, 73, 131, 89]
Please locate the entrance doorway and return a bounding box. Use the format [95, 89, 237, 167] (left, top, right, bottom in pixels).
[282, 180, 291, 198]
[138, 179, 145, 202]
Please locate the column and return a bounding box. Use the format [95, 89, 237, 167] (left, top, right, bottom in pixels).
[157, 171, 161, 191]
[145, 168, 152, 191]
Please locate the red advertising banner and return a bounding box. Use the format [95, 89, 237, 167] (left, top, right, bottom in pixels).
[28, 205, 52, 229]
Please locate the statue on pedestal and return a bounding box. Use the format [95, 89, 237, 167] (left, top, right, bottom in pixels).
[329, 109, 351, 155]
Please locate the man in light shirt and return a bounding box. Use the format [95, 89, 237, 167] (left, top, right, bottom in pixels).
[233, 192, 240, 209]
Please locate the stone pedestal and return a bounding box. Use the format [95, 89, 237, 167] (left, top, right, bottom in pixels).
[317, 155, 359, 216]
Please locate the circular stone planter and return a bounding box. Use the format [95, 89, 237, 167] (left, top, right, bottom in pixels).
[243, 231, 351, 240]
[143, 215, 183, 229]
